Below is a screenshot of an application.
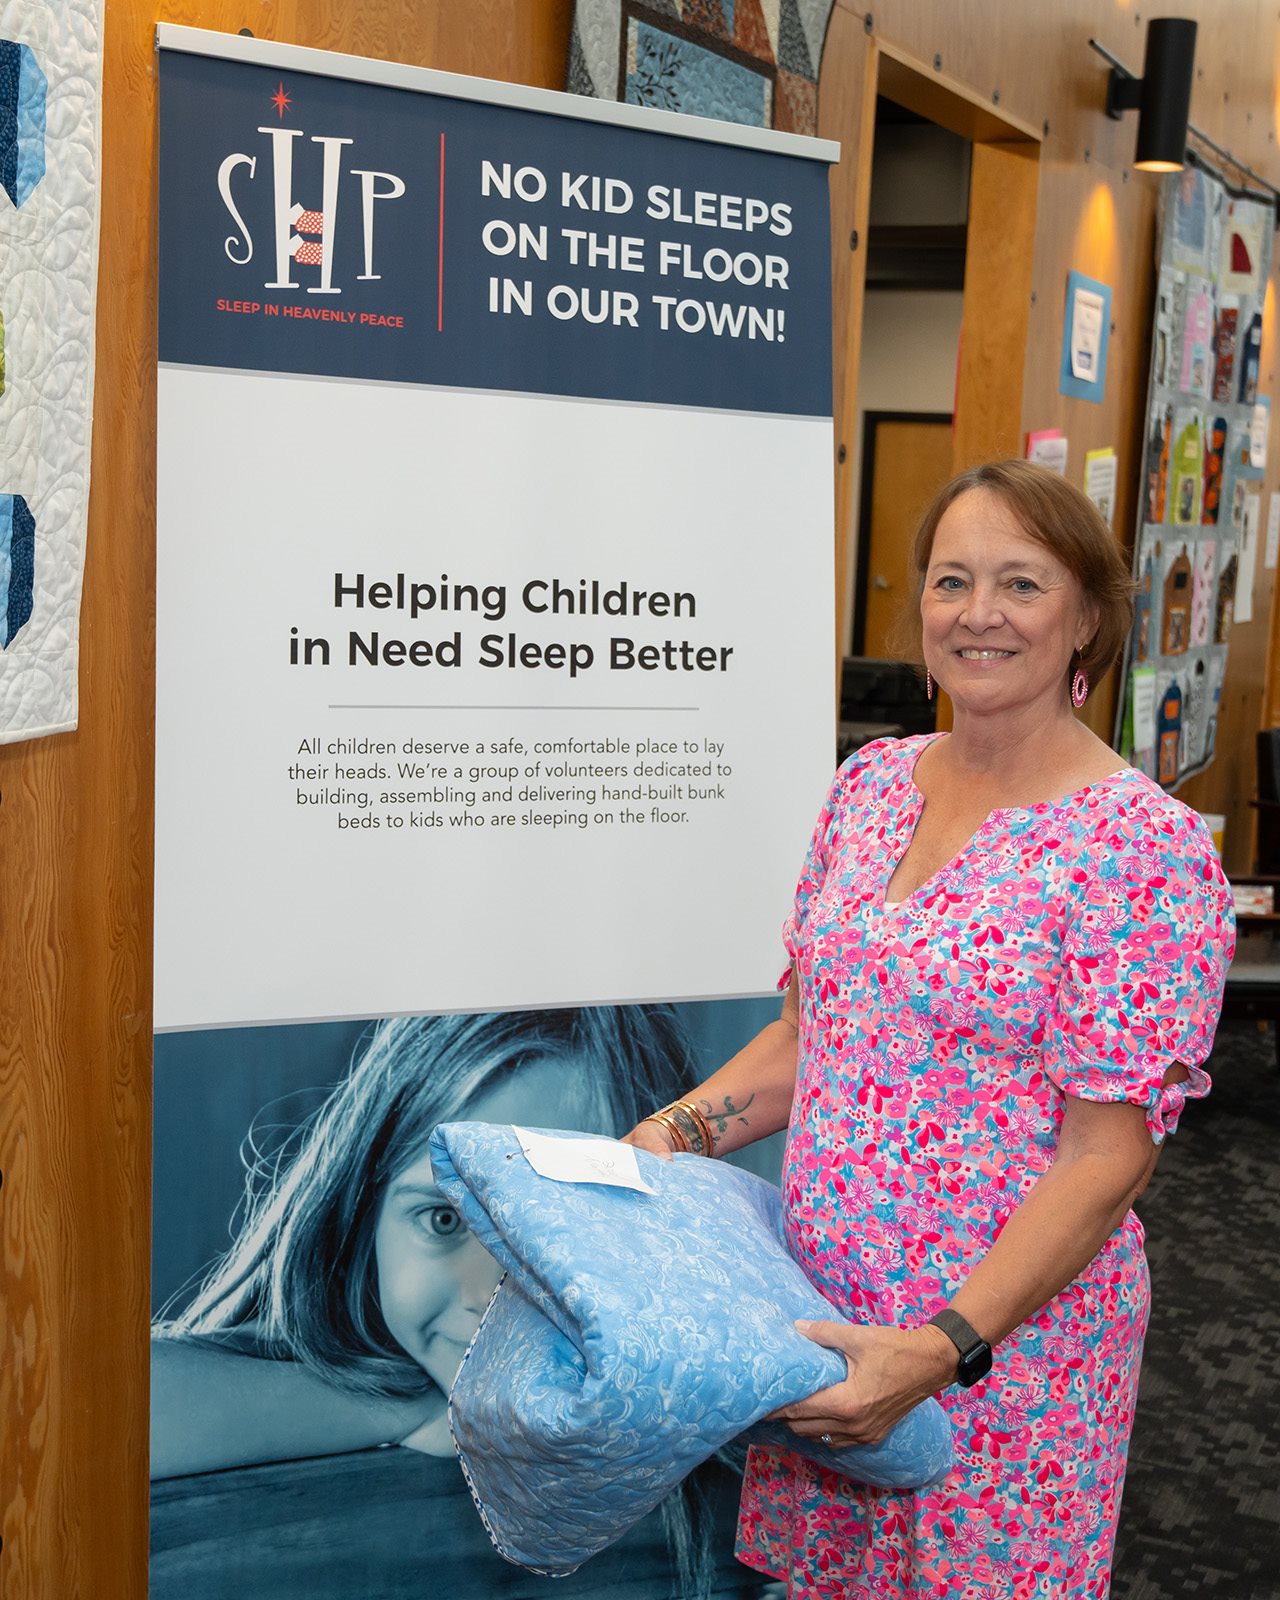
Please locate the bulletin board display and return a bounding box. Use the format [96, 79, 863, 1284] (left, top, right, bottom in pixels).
[1116, 161, 1272, 788]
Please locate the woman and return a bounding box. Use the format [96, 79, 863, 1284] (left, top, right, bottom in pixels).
[627, 460, 1234, 1598]
[152, 1006, 695, 1473]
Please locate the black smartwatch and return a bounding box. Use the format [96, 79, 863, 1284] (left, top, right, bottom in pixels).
[927, 1307, 993, 1387]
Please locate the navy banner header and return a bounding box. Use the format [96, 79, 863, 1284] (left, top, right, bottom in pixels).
[158, 47, 834, 415]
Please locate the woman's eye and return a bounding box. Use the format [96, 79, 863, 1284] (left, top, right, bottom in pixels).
[1011, 578, 1038, 594]
[935, 576, 964, 591]
[417, 1204, 464, 1238]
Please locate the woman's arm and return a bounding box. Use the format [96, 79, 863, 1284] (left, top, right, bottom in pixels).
[149, 1335, 442, 1479]
[623, 971, 802, 1159]
[776, 1075, 1176, 1449]
[944, 1084, 1165, 1348]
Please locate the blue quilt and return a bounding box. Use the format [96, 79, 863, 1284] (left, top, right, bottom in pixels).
[430, 1123, 953, 1575]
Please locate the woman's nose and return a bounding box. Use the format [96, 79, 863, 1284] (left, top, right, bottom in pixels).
[958, 583, 1004, 630]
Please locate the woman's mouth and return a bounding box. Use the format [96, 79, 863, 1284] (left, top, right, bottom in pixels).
[956, 649, 1015, 659]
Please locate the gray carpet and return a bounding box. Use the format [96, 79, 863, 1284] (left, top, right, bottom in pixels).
[1113, 1021, 1280, 1599]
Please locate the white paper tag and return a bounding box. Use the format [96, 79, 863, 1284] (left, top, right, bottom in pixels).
[1132, 667, 1157, 752]
[1071, 286, 1104, 380]
[513, 1127, 656, 1193]
[1265, 492, 1280, 570]
[1251, 403, 1269, 470]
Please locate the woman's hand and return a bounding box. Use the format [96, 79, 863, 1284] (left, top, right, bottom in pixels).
[770, 1320, 959, 1449]
[620, 1117, 678, 1160]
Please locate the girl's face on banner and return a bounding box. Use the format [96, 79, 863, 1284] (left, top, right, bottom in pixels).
[373, 1057, 600, 1451]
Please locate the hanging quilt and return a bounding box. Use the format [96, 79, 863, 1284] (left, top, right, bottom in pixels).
[0, 0, 103, 742]
[1116, 160, 1273, 788]
[568, 0, 835, 137]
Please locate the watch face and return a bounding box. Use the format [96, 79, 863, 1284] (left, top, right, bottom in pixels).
[957, 1342, 993, 1387]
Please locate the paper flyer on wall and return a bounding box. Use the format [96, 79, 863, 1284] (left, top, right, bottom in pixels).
[1083, 447, 1118, 526]
[151, 27, 837, 1600]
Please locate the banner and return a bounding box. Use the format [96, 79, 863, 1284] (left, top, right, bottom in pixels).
[153, 26, 836, 1599]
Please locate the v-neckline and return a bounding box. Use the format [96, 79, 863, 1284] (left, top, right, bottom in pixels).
[883, 735, 984, 911]
[881, 734, 1134, 912]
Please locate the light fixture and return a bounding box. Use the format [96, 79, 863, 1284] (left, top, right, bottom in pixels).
[1105, 17, 1197, 172]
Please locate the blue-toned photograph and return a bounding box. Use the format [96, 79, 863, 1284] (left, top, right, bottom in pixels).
[150, 997, 783, 1600]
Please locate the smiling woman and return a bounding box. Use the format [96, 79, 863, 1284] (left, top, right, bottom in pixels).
[623, 461, 1235, 1599]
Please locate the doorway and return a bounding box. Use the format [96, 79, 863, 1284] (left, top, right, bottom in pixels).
[849, 93, 969, 661]
[828, 36, 1042, 714]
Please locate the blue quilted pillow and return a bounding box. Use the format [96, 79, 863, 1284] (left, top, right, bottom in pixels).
[429, 1123, 953, 1576]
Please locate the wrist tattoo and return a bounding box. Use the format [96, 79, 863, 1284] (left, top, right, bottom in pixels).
[697, 1092, 756, 1149]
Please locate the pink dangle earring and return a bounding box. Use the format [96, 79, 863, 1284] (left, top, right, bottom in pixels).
[925, 669, 934, 700]
[1071, 662, 1089, 709]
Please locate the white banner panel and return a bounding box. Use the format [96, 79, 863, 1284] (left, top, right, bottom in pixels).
[156, 370, 831, 1028]
[154, 30, 837, 1032]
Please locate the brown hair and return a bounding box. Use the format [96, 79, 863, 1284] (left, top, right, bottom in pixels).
[895, 459, 1135, 682]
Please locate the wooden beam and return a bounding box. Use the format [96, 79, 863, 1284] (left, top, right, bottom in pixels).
[819, 12, 878, 664]
[876, 38, 1040, 146]
[953, 140, 1041, 470]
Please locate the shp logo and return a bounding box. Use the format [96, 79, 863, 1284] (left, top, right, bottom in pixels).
[216, 81, 406, 295]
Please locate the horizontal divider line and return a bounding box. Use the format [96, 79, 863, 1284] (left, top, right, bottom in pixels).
[326, 704, 702, 711]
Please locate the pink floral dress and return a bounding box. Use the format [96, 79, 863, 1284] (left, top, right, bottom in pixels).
[736, 736, 1234, 1600]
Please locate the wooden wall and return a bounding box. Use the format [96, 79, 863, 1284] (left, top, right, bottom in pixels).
[2, 1, 1278, 1593]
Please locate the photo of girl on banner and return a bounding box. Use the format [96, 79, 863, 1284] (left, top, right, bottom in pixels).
[150, 1001, 780, 1598]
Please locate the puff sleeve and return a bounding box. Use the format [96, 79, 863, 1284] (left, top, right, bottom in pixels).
[1042, 807, 1236, 1144]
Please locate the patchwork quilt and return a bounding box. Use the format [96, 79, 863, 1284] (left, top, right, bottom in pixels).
[431, 1122, 953, 1575]
[568, 0, 835, 138]
[0, 0, 102, 741]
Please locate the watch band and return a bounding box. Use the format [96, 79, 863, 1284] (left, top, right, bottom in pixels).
[927, 1307, 993, 1387]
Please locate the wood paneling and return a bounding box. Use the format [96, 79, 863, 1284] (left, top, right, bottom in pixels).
[0, 6, 570, 1596]
[952, 139, 1040, 469]
[819, 8, 877, 683]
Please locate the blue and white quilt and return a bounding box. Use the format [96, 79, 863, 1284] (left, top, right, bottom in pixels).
[430, 1122, 953, 1576]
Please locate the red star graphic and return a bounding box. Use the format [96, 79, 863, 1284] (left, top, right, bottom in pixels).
[270, 81, 292, 120]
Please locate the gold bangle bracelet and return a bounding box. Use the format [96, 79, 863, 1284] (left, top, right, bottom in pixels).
[642, 1110, 690, 1152]
[664, 1102, 709, 1157]
[655, 1111, 692, 1152]
[652, 1099, 714, 1158]
[675, 1099, 716, 1156]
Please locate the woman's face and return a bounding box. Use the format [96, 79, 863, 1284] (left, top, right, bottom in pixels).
[921, 488, 1096, 719]
[373, 1057, 601, 1448]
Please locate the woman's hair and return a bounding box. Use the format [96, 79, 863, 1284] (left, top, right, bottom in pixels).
[163, 1006, 694, 1398]
[897, 458, 1136, 682]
